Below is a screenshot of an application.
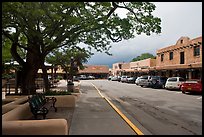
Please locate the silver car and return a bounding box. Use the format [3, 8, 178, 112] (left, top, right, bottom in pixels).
[138, 75, 152, 87]
[135, 76, 141, 85]
[120, 76, 130, 83]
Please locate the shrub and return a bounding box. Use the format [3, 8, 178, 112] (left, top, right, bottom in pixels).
[44, 90, 71, 96]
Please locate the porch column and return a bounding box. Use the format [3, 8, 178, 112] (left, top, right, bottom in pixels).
[188, 71, 192, 79]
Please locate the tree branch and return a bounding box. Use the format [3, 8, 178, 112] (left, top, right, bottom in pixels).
[106, 2, 118, 18]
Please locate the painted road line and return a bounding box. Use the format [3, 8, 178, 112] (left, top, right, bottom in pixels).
[175, 92, 182, 94]
[197, 97, 202, 99]
[91, 83, 144, 135]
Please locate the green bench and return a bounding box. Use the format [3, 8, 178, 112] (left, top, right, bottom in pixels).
[28, 93, 57, 119]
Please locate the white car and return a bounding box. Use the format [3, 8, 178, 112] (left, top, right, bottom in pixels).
[165, 77, 185, 90]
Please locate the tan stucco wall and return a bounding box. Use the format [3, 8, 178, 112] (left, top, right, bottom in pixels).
[2, 95, 76, 135]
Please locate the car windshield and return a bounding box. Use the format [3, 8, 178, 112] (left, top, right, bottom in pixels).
[140, 76, 148, 79]
[151, 76, 159, 80]
[168, 78, 177, 81]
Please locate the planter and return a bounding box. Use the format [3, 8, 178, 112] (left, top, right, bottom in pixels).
[67, 81, 74, 92]
[51, 95, 76, 108]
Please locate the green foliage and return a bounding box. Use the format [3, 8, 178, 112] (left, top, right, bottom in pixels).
[131, 53, 156, 62]
[2, 38, 12, 63]
[2, 2, 161, 94]
[2, 2, 161, 57]
[44, 90, 72, 96]
[46, 47, 91, 75]
[2, 73, 15, 79]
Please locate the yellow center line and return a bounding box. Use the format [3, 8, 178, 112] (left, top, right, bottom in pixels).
[91, 83, 144, 135]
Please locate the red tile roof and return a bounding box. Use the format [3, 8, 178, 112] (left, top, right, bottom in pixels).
[79, 65, 109, 74]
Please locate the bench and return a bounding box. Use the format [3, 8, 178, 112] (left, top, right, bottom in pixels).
[28, 93, 57, 119]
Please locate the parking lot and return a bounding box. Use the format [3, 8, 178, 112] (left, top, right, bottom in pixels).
[83, 79, 202, 135]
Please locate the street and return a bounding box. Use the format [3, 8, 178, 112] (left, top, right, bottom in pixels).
[80, 80, 202, 135]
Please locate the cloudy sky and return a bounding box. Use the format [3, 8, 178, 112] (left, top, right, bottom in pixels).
[84, 2, 202, 68]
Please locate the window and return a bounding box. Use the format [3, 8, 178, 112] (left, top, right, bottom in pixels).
[169, 52, 173, 60]
[168, 78, 177, 82]
[194, 45, 200, 56]
[180, 52, 185, 64]
[119, 64, 122, 69]
[180, 40, 183, 44]
[161, 54, 164, 62]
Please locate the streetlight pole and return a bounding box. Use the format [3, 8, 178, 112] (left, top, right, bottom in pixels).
[70, 56, 74, 82]
[67, 56, 74, 92]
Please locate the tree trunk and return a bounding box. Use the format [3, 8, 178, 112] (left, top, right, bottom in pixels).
[20, 48, 41, 95]
[21, 64, 39, 95]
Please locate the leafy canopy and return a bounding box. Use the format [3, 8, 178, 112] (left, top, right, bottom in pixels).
[131, 53, 156, 62]
[46, 47, 91, 74]
[2, 2, 161, 58]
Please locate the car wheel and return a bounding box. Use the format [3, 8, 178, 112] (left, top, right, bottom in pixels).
[152, 80, 157, 85]
[182, 90, 185, 94]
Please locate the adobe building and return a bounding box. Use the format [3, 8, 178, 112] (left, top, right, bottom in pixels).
[112, 62, 123, 76]
[37, 64, 110, 80]
[130, 58, 156, 76]
[78, 65, 110, 79]
[153, 36, 202, 79]
[111, 36, 202, 80]
[111, 58, 156, 77]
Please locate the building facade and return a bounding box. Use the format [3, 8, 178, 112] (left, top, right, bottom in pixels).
[111, 58, 156, 77]
[111, 36, 202, 80]
[154, 36, 202, 79]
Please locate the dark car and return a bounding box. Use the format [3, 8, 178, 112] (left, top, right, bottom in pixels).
[181, 79, 202, 94]
[150, 76, 167, 89]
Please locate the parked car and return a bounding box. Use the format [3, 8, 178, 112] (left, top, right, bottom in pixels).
[117, 76, 121, 82]
[135, 76, 142, 85]
[73, 76, 79, 81]
[111, 76, 120, 81]
[150, 76, 167, 89]
[120, 76, 130, 83]
[165, 77, 185, 90]
[78, 75, 87, 80]
[139, 75, 152, 87]
[127, 77, 137, 84]
[108, 76, 113, 80]
[87, 76, 95, 80]
[180, 79, 202, 94]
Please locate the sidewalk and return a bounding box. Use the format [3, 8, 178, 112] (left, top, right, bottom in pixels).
[69, 81, 136, 135]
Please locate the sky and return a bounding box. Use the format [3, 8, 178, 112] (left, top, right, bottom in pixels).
[83, 2, 202, 68]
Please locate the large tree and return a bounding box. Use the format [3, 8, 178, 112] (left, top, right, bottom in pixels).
[46, 47, 91, 85]
[2, 2, 161, 95]
[131, 53, 156, 62]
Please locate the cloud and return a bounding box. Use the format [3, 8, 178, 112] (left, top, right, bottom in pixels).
[84, 2, 202, 68]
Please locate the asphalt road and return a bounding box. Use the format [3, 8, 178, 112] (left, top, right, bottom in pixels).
[82, 79, 202, 135]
